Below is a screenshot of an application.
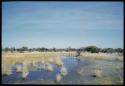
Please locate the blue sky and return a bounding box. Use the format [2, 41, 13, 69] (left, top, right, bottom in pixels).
[2, 2, 123, 48]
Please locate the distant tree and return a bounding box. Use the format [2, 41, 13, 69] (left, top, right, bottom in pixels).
[52, 48, 56, 52]
[17, 48, 20, 52]
[99, 48, 103, 52]
[84, 46, 100, 53]
[35, 47, 46, 52]
[101, 48, 115, 53]
[21, 46, 28, 51]
[47, 48, 51, 52]
[32, 48, 36, 51]
[10, 47, 16, 53]
[70, 48, 76, 51]
[42, 47, 46, 52]
[101, 48, 107, 53]
[115, 48, 123, 53]
[28, 48, 32, 52]
[66, 46, 72, 52]
[79, 47, 85, 52]
[45, 48, 49, 52]
[16, 46, 28, 53]
[57, 48, 64, 52]
[4, 47, 10, 52]
[2, 48, 4, 51]
[17, 48, 23, 53]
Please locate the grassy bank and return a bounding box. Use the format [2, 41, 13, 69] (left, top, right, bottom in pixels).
[80, 52, 123, 61]
[2, 51, 123, 76]
[2, 52, 77, 75]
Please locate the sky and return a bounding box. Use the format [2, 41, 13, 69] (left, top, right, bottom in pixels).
[2, 2, 123, 48]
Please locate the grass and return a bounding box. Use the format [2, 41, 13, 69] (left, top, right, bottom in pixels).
[45, 62, 53, 72]
[80, 52, 123, 61]
[2, 51, 123, 84]
[2, 51, 123, 76]
[91, 69, 102, 78]
[93, 76, 123, 85]
[22, 66, 29, 79]
[55, 74, 62, 82]
[2, 65, 12, 75]
[16, 65, 23, 73]
[2, 52, 76, 75]
[60, 66, 68, 76]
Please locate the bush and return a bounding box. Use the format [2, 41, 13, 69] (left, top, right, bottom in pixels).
[115, 48, 123, 53]
[101, 48, 115, 53]
[84, 46, 100, 53]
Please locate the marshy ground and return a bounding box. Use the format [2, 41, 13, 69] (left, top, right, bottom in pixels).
[2, 52, 123, 85]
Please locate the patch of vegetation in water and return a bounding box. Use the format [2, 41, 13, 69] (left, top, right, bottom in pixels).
[2, 56, 123, 85]
[14, 79, 56, 84]
[92, 76, 123, 85]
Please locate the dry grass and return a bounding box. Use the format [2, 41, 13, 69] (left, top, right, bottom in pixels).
[55, 74, 62, 82]
[92, 69, 102, 78]
[60, 66, 68, 76]
[2, 51, 122, 76]
[2, 52, 76, 75]
[22, 66, 29, 79]
[2, 65, 12, 75]
[94, 77, 123, 85]
[2, 52, 60, 64]
[80, 52, 123, 61]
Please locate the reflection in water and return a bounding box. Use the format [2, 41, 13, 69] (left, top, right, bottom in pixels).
[22, 66, 29, 80]
[60, 66, 68, 77]
[2, 57, 123, 84]
[2, 57, 81, 84]
[56, 74, 62, 82]
[45, 62, 53, 72]
[16, 65, 23, 73]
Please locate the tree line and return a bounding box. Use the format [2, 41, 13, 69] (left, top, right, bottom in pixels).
[2, 46, 123, 53]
